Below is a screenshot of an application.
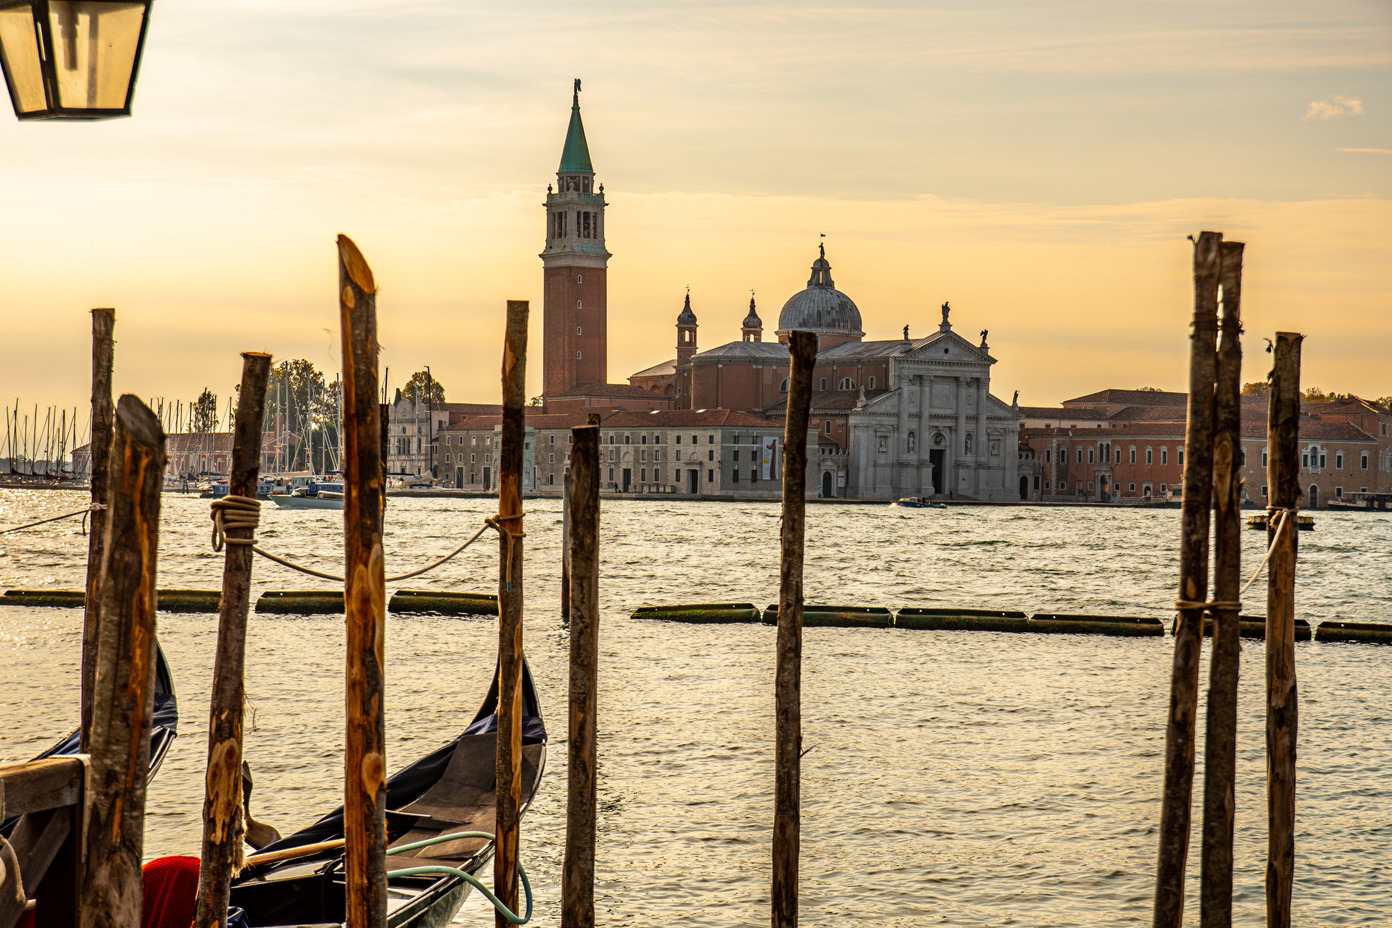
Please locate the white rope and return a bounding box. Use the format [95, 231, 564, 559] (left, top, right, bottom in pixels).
[1173, 507, 1298, 614]
[210, 495, 260, 550]
[0, 504, 104, 535]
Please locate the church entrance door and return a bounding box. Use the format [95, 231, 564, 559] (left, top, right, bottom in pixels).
[456, 467, 463, 488]
[821, 471, 833, 498]
[929, 449, 945, 495]
[622, 468, 631, 493]
[483, 466, 491, 491]
[1019, 476, 1029, 500]
[688, 469, 699, 494]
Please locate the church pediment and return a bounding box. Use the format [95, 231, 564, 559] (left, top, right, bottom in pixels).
[904, 331, 995, 365]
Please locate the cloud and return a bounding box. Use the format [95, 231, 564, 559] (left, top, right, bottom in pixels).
[1304, 95, 1365, 120]
[1338, 147, 1392, 154]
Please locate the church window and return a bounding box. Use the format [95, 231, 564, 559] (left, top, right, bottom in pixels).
[820, 378, 828, 390]
[780, 378, 788, 393]
[577, 326, 582, 335]
[1077, 449, 1083, 464]
[839, 378, 855, 390]
[577, 351, 582, 359]
[869, 376, 876, 389]
[577, 274, 583, 283]
[577, 300, 582, 309]
[826, 421, 833, 435]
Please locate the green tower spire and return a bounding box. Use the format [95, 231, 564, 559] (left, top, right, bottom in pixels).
[559, 78, 594, 175]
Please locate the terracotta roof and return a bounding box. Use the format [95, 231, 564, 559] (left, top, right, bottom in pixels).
[629, 358, 677, 379]
[600, 408, 785, 429]
[553, 382, 667, 398]
[691, 341, 789, 361]
[1064, 389, 1187, 407]
[1107, 405, 1189, 422]
[1018, 406, 1106, 419]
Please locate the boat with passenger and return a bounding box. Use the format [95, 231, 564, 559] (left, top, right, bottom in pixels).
[893, 497, 947, 509]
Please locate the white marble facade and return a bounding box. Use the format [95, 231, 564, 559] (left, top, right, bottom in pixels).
[846, 329, 1019, 500]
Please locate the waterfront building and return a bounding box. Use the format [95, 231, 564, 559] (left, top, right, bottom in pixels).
[386, 394, 501, 479]
[1020, 391, 1392, 507]
[436, 408, 816, 498]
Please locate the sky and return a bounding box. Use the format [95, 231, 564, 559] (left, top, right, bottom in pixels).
[1, 0, 1388, 433]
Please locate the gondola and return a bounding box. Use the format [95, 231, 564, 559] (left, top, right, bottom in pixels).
[227, 659, 547, 928]
[2, 642, 179, 836]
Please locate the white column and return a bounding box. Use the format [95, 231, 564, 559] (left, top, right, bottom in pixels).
[955, 376, 967, 495]
[976, 377, 988, 495]
[895, 372, 912, 494]
[918, 375, 932, 493]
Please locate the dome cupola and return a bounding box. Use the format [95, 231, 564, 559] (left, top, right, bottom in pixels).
[776, 244, 864, 346]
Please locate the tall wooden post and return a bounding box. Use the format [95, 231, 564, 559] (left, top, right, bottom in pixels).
[561, 424, 600, 928]
[81, 308, 115, 752]
[193, 352, 272, 928]
[338, 235, 387, 928]
[1265, 332, 1302, 928]
[1200, 241, 1243, 928]
[773, 330, 817, 928]
[380, 403, 391, 508]
[495, 300, 528, 928]
[1153, 230, 1222, 928]
[561, 469, 571, 621]
[79, 395, 166, 928]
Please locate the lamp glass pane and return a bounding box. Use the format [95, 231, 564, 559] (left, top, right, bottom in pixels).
[47, 1, 144, 110]
[0, 2, 46, 114]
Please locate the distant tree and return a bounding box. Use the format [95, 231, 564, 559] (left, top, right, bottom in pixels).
[1302, 387, 1354, 405]
[265, 359, 329, 471]
[191, 388, 219, 433]
[1241, 382, 1271, 399]
[527, 395, 544, 407]
[1136, 386, 1164, 392]
[1376, 396, 1392, 410]
[402, 370, 446, 404]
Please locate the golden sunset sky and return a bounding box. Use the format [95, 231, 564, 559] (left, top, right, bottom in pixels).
[2, 0, 1388, 424]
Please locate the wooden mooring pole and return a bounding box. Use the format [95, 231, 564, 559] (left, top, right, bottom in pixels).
[1200, 240, 1243, 928]
[495, 300, 528, 928]
[79, 395, 166, 928]
[773, 329, 817, 928]
[561, 423, 600, 928]
[193, 352, 272, 928]
[80, 308, 115, 751]
[338, 235, 387, 928]
[1153, 230, 1221, 928]
[1265, 332, 1302, 928]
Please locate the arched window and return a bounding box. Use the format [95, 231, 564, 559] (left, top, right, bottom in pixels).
[868, 376, 876, 390]
[839, 378, 856, 390]
[780, 378, 789, 393]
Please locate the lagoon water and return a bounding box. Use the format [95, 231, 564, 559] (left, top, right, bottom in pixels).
[2, 488, 1390, 927]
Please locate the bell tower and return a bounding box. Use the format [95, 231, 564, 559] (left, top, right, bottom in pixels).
[541, 79, 610, 400]
[675, 292, 698, 409]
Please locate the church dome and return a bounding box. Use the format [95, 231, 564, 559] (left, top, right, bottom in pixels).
[776, 246, 864, 339]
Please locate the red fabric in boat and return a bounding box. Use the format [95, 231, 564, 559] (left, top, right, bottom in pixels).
[141, 855, 201, 928]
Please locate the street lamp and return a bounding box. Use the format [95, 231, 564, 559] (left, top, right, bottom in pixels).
[0, 0, 153, 120]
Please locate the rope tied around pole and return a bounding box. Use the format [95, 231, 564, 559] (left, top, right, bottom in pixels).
[210, 495, 261, 551]
[0, 503, 105, 535]
[1172, 508, 1298, 614]
[484, 511, 526, 591]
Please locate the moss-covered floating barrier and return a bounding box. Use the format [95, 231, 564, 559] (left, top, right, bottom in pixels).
[1, 588, 223, 612]
[255, 590, 344, 615]
[761, 604, 893, 628]
[390, 590, 498, 616]
[1197, 615, 1313, 641]
[0, 589, 86, 607]
[895, 607, 1030, 632]
[156, 589, 223, 613]
[630, 603, 761, 624]
[1028, 614, 1164, 637]
[1314, 620, 1392, 644]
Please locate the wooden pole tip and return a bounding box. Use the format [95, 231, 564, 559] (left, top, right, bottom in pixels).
[337, 235, 377, 295]
[115, 394, 167, 448]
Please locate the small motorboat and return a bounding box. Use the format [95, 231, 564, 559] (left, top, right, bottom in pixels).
[226, 659, 547, 928]
[893, 497, 947, 509]
[268, 481, 345, 511]
[1247, 513, 1314, 532]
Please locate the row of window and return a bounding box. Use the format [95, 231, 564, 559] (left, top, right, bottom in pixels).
[551, 210, 601, 240]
